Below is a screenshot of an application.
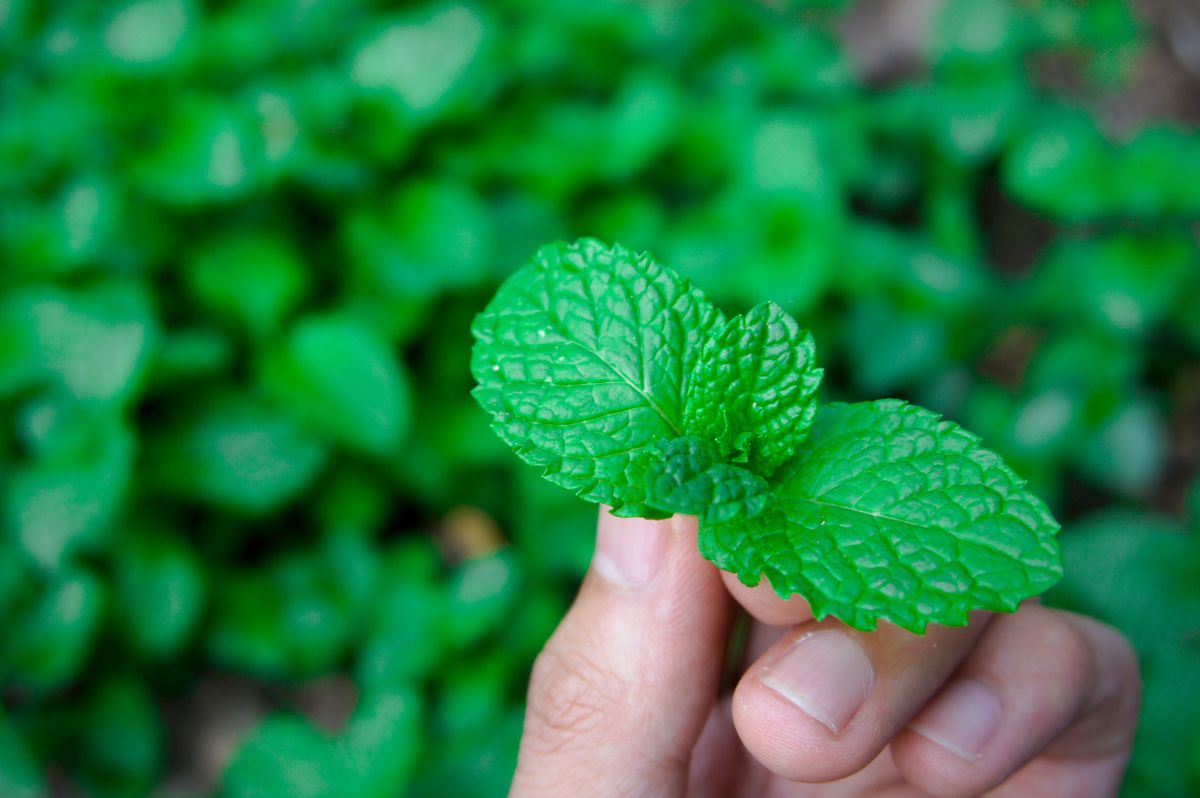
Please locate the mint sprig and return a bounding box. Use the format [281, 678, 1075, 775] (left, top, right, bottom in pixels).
[472, 239, 1062, 633]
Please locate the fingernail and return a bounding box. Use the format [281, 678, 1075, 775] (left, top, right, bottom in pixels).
[909, 679, 1003, 761]
[591, 510, 669, 590]
[759, 631, 874, 734]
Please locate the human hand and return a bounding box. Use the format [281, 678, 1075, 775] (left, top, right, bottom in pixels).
[509, 511, 1141, 797]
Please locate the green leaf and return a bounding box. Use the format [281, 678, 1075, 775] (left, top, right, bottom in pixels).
[0, 546, 31, 621]
[443, 549, 524, 649]
[208, 534, 370, 680]
[335, 686, 424, 798]
[355, 541, 443, 687]
[0, 711, 44, 798]
[135, 94, 267, 205]
[260, 314, 411, 455]
[683, 301, 822, 475]
[641, 437, 771, 523]
[926, 0, 1019, 64]
[1, 568, 106, 695]
[5, 411, 134, 569]
[841, 298, 947, 394]
[741, 112, 838, 198]
[705, 400, 1062, 632]
[1003, 110, 1113, 221]
[205, 573, 291, 679]
[406, 707, 523, 798]
[343, 179, 494, 302]
[471, 238, 723, 516]
[603, 69, 681, 180]
[184, 232, 308, 339]
[356, 578, 444, 687]
[1073, 397, 1166, 498]
[349, 4, 489, 120]
[113, 531, 207, 657]
[1141, 654, 1200, 798]
[153, 392, 327, 514]
[274, 564, 356, 676]
[2, 174, 122, 277]
[432, 653, 513, 741]
[223, 715, 345, 798]
[1033, 232, 1197, 337]
[14, 282, 158, 406]
[76, 679, 164, 793]
[102, 0, 193, 68]
[0, 293, 40, 398]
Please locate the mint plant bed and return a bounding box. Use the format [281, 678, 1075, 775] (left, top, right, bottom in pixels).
[4, 1, 1197, 795]
[472, 239, 1062, 633]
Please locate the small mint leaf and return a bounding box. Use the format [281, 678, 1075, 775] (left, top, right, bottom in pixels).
[470, 238, 723, 516]
[684, 301, 822, 477]
[711, 399, 1063, 633]
[642, 437, 771, 523]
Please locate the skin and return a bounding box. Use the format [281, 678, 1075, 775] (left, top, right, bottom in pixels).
[509, 511, 1141, 798]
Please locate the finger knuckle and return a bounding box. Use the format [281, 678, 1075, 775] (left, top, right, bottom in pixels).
[524, 646, 625, 752]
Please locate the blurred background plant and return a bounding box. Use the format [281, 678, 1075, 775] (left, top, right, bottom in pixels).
[1, 0, 1198, 796]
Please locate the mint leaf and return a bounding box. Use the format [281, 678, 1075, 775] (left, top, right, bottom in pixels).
[474, 240, 1063, 632]
[471, 238, 723, 516]
[641, 437, 771, 523]
[707, 400, 1062, 632]
[260, 314, 412, 455]
[684, 300, 822, 476]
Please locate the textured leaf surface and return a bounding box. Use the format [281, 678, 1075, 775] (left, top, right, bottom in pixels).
[475, 241, 1064, 631]
[641, 438, 771, 523]
[704, 399, 1062, 632]
[684, 301, 822, 475]
[471, 239, 722, 515]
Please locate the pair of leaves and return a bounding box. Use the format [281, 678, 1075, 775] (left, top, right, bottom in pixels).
[471, 238, 818, 513]
[472, 239, 1062, 632]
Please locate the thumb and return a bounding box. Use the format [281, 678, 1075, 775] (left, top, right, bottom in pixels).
[510, 509, 733, 798]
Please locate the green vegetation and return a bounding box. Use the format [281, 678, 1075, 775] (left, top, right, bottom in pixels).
[0, 0, 1197, 796]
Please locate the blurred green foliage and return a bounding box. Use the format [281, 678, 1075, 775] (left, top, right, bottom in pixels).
[0, 0, 1197, 796]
